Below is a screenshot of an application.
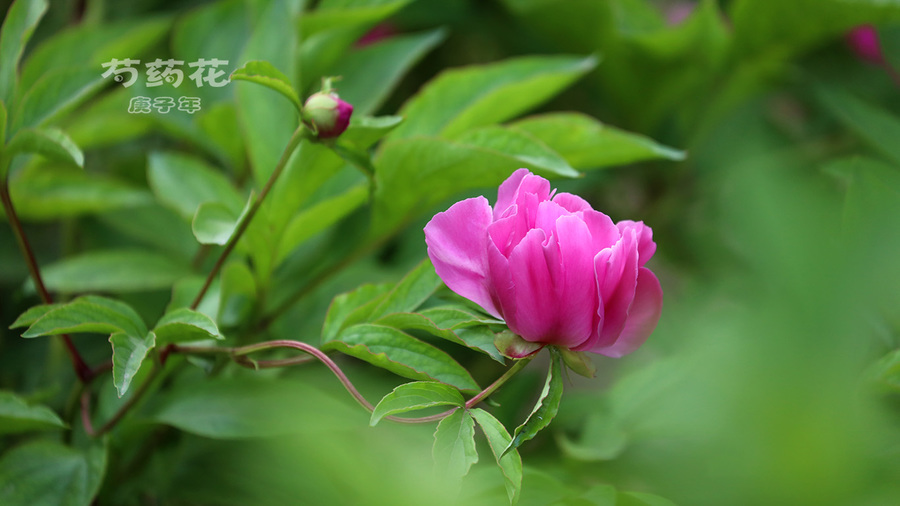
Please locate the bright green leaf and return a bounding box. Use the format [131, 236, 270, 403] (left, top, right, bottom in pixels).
[21, 295, 147, 339]
[30, 250, 191, 294]
[5, 127, 82, 167]
[153, 308, 222, 344]
[110, 330, 156, 397]
[0, 390, 67, 434]
[276, 183, 368, 263]
[192, 200, 244, 246]
[322, 283, 393, 341]
[230, 60, 302, 111]
[455, 125, 579, 177]
[375, 309, 505, 363]
[341, 114, 403, 150]
[432, 408, 478, 480]
[368, 258, 442, 320]
[471, 408, 523, 505]
[370, 381, 464, 426]
[0, 0, 48, 105]
[0, 439, 106, 506]
[504, 347, 563, 455]
[9, 303, 61, 329]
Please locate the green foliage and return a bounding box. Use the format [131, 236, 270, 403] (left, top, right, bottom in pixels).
[0, 391, 67, 434]
[504, 347, 564, 455]
[230, 60, 303, 111]
[0, 440, 106, 506]
[370, 381, 464, 425]
[432, 408, 478, 480]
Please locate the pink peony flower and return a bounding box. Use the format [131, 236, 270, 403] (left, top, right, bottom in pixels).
[303, 92, 353, 139]
[424, 169, 663, 358]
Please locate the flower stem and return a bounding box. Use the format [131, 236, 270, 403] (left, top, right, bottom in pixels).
[82, 361, 162, 437]
[190, 125, 310, 310]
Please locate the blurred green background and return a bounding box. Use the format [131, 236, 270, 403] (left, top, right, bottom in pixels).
[2, 0, 900, 504]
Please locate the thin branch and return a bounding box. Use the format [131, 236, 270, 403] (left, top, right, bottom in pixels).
[82, 362, 162, 437]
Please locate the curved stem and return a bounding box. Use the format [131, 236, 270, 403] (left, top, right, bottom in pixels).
[82, 362, 162, 437]
[190, 125, 310, 310]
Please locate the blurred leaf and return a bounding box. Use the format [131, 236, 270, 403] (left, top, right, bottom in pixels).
[432, 408, 478, 480]
[341, 114, 403, 150]
[0, 0, 48, 105]
[0, 439, 106, 506]
[276, 183, 368, 263]
[471, 408, 523, 505]
[511, 112, 685, 169]
[322, 282, 393, 341]
[504, 348, 563, 455]
[8, 165, 152, 221]
[21, 295, 147, 339]
[370, 381, 464, 425]
[816, 85, 900, 165]
[153, 308, 222, 344]
[197, 102, 246, 169]
[0, 391, 67, 434]
[374, 309, 505, 363]
[301, 0, 411, 39]
[617, 491, 678, 506]
[388, 55, 597, 140]
[368, 258, 442, 320]
[167, 275, 220, 318]
[9, 303, 60, 329]
[230, 60, 302, 110]
[322, 323, 480, 391]
[5, 127, 83, 168]
[31, 250, 191, 294]
[568, 484, 617, 506]
[333, 28, 446, 115]
[109, 330, 155, 397]
[64, 90, 154, 149]
[147, 151, 243, 221]
[11, 67, 107, 131]
[556, 406, 628, 461]
[97, 204, 198, 260]
[456, 125, 579, 177]
[1, 100, 6, 144]
[217, 261, 257, 328]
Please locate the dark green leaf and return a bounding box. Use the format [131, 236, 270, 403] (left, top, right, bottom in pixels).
[9, 303, 61, 329]
[370, 381, 464, 426]
[432, 408, 478, 479]
[322, 323, 480, 391]
[0, 390, 67, 434]
[0, 439, 106, 506]
[147, 151, 244, 221]
[5, 127, 83, 168]
[0, 0, 48, 105]
[388, 54, 597, 140]
[21, 295, 147, 339]
[109, 331, 156, 397]
[153, 308, 222, 344]
[471, 408, 523, 505]
[504, 347, 563, 455]
[29, 250, 191, 294]
[276, 183, 368, 263]
[230, 60, 302, 110]
[511, 112, 685, 169]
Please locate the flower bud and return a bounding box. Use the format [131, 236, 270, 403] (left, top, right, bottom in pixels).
[303, 92, 353, 139]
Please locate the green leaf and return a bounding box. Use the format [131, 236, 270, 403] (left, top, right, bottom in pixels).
[432, 408, 478, 480]
[559, 347, 596, 378]
[147, 151, 244, 221]
[153, 308, 222, 344]
[30, 249, 191, 294]
[110, 330, 156, 397]
[471, 408, 523, 505]
[322, 323, 480, 391]
[340, 114, 403, 150]
[0, 439, 106, 506]
[368, 258, 442, 320]
[0, 390, 67, 434]
[1, 100, 6, 144]
[322, 282, 393, 341]
[370, 381, 464, 426]
[12, 66, 108, 130]
[300, 0, 411, 39]
[388, 54, 597, 140]
[511, 112, 686, 169]
[816, 85, 900, 166]
[230, 60, 302, 111]
[97, 204, 198, 260]
[21, 295, 147, 339]
[276, 183, 368, 263]
[8, 165, 153, 221]
[332, 28, 446, 115]
[217, 261, 257, 328]
[375, 309, 505, 363]
[617, 491, 678, 506]
[9, 303, 61, 329]
[0, 0, 48, 105]
[495, 330, 543, 359]
[5, 127, 83, 168]
[504, 347, 563, 455]
[455, 125, 579, 177]
[191, 197, 252, 246]
[557, 405, 628, 462]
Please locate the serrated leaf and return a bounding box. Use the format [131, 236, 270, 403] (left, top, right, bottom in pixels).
[28, 249, 191, 294]
[511, 112, 685, 169]
[153, 308, 222, 344]
[110, 330, 156, 397]
[21, 295, 147, 339]
[370, 381, 464, 426]
[0, 0, 48, 105]
[432, 408, 478, 480]
[0, 390, 67, 434]
[504, 347, 563, 455]
[9, 303, 61, 329]
[322, 282, 393, 341]
[230, 60, 302, 110]
[5, 127, 84, 168]
[471, 408, 522, 505]
[322, 323, 480, 392]
[0, 439, 106, 506]
[276, 183, 368, 264]
[375, 309, 505, 363]
[495, 330, 543, 359]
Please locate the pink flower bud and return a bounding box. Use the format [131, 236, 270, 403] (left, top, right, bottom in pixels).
[846, 25, 883, 64]
[303, 92, 353, 139]
[424, 169, 663, 357]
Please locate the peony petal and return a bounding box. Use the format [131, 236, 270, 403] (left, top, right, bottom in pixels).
[506, 228, 557, 343]
[582, 209, 620, 252]
[494, 169, 551, 220]
[424, 196, 500, 317]
[552, 192, 593, 213]
[617, 220, 656, 266]
[487, 240, 516, 324]
[489, 183, 546, 257]
[591, 267, 662, 357]
[549, 215, 599, 348]
[534, 200, 571, 240]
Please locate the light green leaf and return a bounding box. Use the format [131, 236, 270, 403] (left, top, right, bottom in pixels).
[21, 295, 147, 339]
[617, 491, 679, 506]
[110, 330, 156, 397]
[816, 85, 900, 165]
[375, 309, 505, 363]
[340, 114, 403, 150]
[12, 66, 107, 130]
[368, 258, 442, 320]
[333, 28, 447, 115]
[504, 347, 563, 455]
[370, 381, 464, 426]
[9, 303, 61, 329]
[471, 408, 523, 505]
[230, 60, 302, 110]
[191, 198, 248, 246]
[276, 183, 368, 263]
[455, 125, 579, 177]
[388, 54, 597, 140]
[0, 0, 48, 105]
[322, 282, 393, 341]
[147, 151, 244, 221]
[511, 112, 685, 169]
[63, 89, 154, 150]
[5, 127, 84, 167]
[0, 390, 67, 434]
[30, 250, 191, 294]
[322, 323, 480, 391]
[153, 308, 222, 344]
[0, 439, 106, 506]
[432, 408, 478, 480]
